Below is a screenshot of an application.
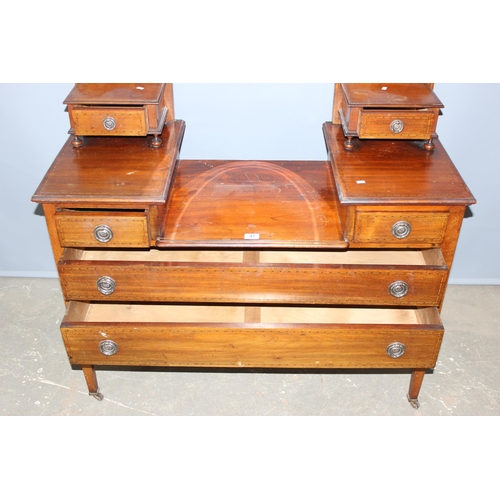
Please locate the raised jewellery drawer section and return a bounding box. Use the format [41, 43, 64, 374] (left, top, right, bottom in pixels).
[61, 303, 444, 369]
[335, 84, 443, 149]
[342, 207, 450, 247]
[57, 248, 448, 306]
[55, 209, 151, 248]
[63, 84, 171, 143]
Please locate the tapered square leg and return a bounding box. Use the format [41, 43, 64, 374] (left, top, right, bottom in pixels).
[407, 369, 426, 409]
[82, 365, 103, 401]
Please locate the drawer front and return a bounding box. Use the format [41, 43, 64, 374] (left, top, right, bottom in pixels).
[58, 249, 448, 306]
[352, 210, 449, 246]
[71, 106, 147, 136]
[358, 110, 437, 139]
[61, 303, 444, 369]
[55, 211, 150, 248]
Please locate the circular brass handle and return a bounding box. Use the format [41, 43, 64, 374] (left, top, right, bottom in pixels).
[390, 119, 404, 134]
[389, 280, 409, 298]
[386, 342, 406, 359]
[102, 116, 117, 131]
[99, 340, 118, 356]
[97, 276, 116, 295]
[94, 224, 113, 243]
[392, 221, 412, 239]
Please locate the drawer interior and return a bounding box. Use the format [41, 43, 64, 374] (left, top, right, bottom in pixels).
[66, 302, 441, 327]
[62, 248, 445, 267]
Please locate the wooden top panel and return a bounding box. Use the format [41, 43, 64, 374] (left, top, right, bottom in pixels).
[157, 160, 348, 248]
[323, 123, 476, 206]
[341, 83, 443, 108]
[63, 83, 166, 105]
[32, 120, 185, 205]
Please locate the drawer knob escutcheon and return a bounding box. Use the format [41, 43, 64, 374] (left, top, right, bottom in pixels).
[389, 280, 409, 298]
[102, 116, 117, 131]
[386, 342, 406, 359]
[97, 276, 116, 295]
[94, 224, 114, 243]
[392, 221, 412, 239]
[390, 119, 404, 134]
[99, 340, 119, 356]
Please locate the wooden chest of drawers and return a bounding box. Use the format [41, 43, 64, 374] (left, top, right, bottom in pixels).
[32, 87, 475, 409]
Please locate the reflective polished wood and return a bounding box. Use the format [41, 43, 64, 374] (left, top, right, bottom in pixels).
[32, 84, 476, 409]
[158, 159, 347, 248]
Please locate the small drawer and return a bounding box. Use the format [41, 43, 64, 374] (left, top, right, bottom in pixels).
[358, 109, 438, 140]
[351, 209, 449, 246]
[70, 106, 148, 136]
[55, 210, 150, 248]
[61, 302, 444, 369]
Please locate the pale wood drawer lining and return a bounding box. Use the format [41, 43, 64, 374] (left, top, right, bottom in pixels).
[66, 248, 444, 266]
[68, 302, 441, 326]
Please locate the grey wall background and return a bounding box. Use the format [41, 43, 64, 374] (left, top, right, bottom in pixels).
[0, 83, 498, 283]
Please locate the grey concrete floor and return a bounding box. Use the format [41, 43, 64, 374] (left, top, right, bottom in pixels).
[1, 276, 499, 416]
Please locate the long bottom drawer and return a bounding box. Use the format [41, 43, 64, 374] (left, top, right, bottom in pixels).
[61, 303, 443, 369]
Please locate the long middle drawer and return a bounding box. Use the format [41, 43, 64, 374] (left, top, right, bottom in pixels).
[58, 248, 448, 306]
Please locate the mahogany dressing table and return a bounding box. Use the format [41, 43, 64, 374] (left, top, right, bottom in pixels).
[32, 84, 475, 408]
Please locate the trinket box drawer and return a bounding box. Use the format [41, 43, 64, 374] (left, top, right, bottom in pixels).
[61, 303, 444, 369]
[57, 248, 448, 306]
[357, 109, 439, 140]
[69, 106, 149, 136]
[55, 210, 151, 248]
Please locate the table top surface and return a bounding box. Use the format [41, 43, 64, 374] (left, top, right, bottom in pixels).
[32, 120, 185, 205]
[341, 83, 443, 108]
[323, 123, 476, 206]
[63, 83, 166, 105]
[157, 159, 348, 249]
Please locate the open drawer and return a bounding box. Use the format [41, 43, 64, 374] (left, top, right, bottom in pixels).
[58, 248, 448, 306]
[61, 303, 444, 369]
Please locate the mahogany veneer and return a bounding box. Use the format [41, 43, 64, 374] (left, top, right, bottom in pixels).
[158, 160, 347, 248]
[32, 84, 475, 409]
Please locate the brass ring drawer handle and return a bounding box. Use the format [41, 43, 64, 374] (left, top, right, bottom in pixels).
[99, 340, 118, 356]
[97, 276, 116, 295]
[94, 224, 113, 243]
[392, 221, 412, 239]
[103, 116, 117, 131]
[386, 342, 406, 358]
[389, 280, 409, 298]
[390, 119, 404, 134]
